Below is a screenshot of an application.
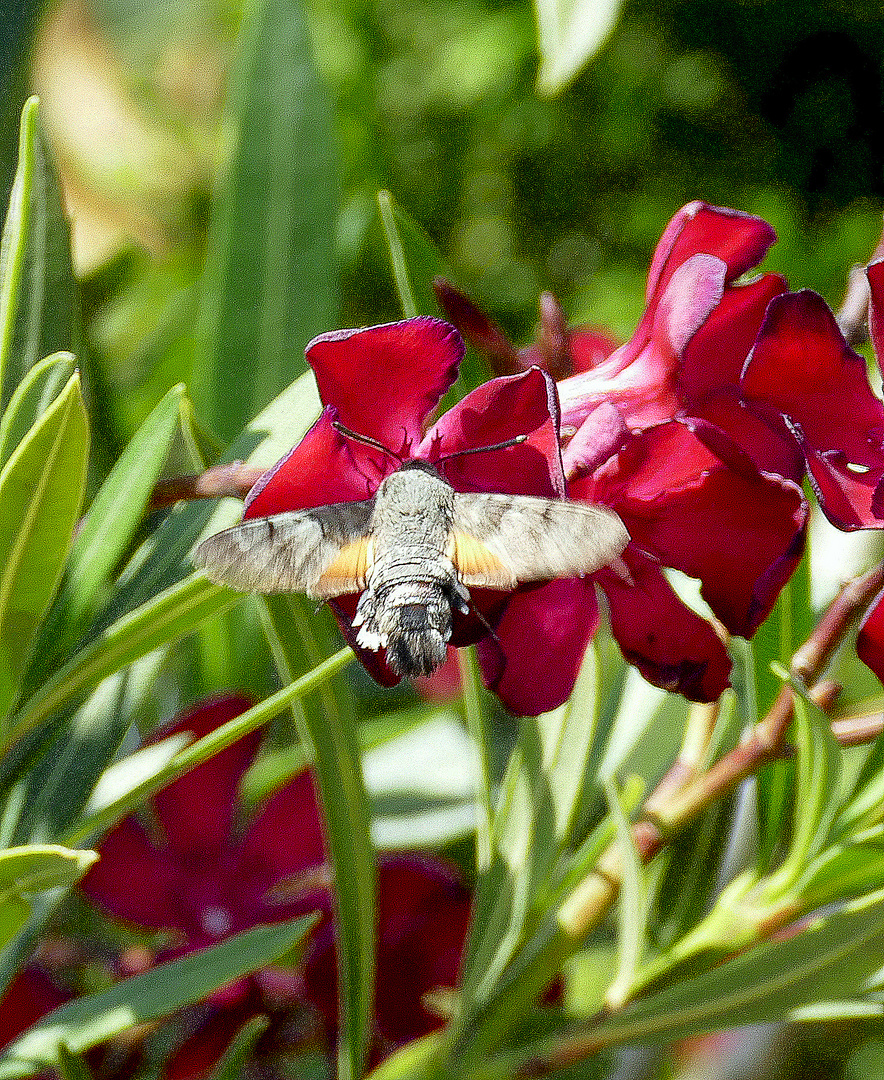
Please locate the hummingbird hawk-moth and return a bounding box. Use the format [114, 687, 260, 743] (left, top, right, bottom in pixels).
[194, 431, 629, 678]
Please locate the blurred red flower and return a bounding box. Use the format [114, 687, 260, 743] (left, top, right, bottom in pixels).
[81, 696, 470, 1076]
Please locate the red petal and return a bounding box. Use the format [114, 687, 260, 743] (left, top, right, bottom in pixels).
[81, 817, 194, 930]
[599, 549, 732, 702]
[558, 254, 725, 432]
[867, 258, 884, 370]
[478, 577, 600, 716]
[433, 279, 520, 374]
[306, 318, 464, 452]
[0, 969, 69, 1046]
[239, 770, 327, 890]
[151, 696, 259, 859]
[742, 291, 884, 526]
[244, 406, 381, 519]
[595, 422, 808, 635]
[566, 326, 620, 373]
[647, 202, 777, 302]
[858, 587, 884, 684]
[421, 368, 565, 497]
[679, 272, 787, 408]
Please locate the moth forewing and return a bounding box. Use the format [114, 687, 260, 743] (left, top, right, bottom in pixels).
[451, 492, 629, 585]
[193, 498, 375, 598]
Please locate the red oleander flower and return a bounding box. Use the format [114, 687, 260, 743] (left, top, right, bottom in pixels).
[439, 204, 809, 706]
[239, 316, 609, 714]
[80, 696, 471, 1076]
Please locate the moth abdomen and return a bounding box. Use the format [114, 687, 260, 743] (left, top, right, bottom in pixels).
[354, 577, 454, 677]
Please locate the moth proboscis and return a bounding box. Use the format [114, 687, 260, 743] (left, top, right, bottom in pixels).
[193, 434, 630, 679]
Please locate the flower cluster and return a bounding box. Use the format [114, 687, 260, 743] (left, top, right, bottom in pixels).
[79, 696, 470, 1075]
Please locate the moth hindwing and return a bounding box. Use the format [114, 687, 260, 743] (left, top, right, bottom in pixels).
[193, 498, 375, 598]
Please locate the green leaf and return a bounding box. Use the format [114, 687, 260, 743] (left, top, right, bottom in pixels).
[771, 681, 842, 891]
[4, 573, 237, 755]
[580, 888, 884, 1050]
[191, 0, 339, 444]
[0, 844, 96, 952]
[604, 778, 648, 1010]
[209, 1016, 269, 1080]
[0, 917, 318, 1079]
[0, 352, 75, 471]
[0, 98, 78, 411]
[260, 596, 373, 1080]
[34, 385, 188, 672]
[0, 372, 88, 724]
[375, 191, 492, 408]
[534, 0, 626, 95]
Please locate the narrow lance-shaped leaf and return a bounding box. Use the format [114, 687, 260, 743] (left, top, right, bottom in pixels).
[376, 191, 491, 408]
[260, 595, 374, 1080]
[191, 0, 339, 443]
[0, 352, 75, 471]
[0, 372, 88, 726]
[31, 384, 190, 679]
[0, 98, 78, 410]
[0, 917, 318, 1080]
[534, 0, 625, 95]
[0, 844, 96, 952]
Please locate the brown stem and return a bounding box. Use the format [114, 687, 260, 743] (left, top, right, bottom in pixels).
[148, 462, 264, 509]
[539, 566, 884, 1076]
[791, 563, 884, 683]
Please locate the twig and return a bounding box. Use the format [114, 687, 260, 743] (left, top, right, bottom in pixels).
[148, 462, 265, 509]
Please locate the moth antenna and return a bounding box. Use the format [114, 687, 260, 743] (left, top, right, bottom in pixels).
[332, 421, 403, 463]
[438, 433, 528, 463]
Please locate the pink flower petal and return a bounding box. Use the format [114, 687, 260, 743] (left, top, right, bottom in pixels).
[244, 406, 381, 520]
[562, 402, 629, 481]
[478, 577, 600, 716]
[599, 549, 732, 701]
[858, 587, 884, 684]
[742, 290, 884, 527]
[306, 318, 464, 452]
[419, 367, 565, 497]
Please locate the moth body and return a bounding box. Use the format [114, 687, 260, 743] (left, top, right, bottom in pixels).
[353, 462, 470, 677]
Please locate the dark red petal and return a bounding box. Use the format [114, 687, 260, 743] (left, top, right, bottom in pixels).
[689, 394, 805, 484]
[303, 854, 470, 1056]
[244, 406, 381, 520]
[433, 279, 521, 375]
[867, 258, 884, 369]
[421, 368, 565, 497]
[327, 596, 401, 688]
[596, 422, 808, 636]
[599, 549, 732, 701]
[81, 817, 194, 930]
[858, 586, 884, 683]
[647, 203, 777, 302]
[477, 577, 600, 716]
[239, 770, 327, 892]
[150, 696, 259, 859]
[679, 272, 787, 408]
[0, 969, 69, 1047]
[742, 290, 884, 526]
[306, 318, 464, 451]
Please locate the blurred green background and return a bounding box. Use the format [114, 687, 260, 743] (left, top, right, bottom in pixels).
[3, 0, 884, 450]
